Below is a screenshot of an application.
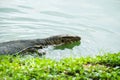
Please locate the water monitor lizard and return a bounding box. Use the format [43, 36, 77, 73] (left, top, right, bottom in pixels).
[0, 34, 81, 55]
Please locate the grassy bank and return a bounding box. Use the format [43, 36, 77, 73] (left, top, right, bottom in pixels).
[0, 52, 120, 80]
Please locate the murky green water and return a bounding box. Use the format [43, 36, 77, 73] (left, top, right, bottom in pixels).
[0, 0, 120, 59]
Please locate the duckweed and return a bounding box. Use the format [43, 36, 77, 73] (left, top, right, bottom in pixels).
[0, 52, 120, 80]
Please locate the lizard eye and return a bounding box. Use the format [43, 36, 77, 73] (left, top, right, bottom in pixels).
[61, 40, 64, 42]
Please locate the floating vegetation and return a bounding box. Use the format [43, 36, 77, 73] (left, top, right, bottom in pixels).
[0, 52, 120, 79]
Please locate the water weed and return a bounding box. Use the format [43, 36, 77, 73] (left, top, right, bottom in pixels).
[0, 52, 120, 80]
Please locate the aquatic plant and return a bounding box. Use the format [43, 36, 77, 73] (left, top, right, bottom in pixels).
[0, 52, 120, 79]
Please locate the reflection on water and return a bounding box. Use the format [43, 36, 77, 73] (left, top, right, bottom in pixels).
[54, 41, 81, 50]
[0, 0, 120, 59]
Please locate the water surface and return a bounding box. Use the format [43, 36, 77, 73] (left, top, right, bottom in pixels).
[0, 0, 120, 59]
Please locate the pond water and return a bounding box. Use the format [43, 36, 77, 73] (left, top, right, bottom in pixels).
[0, 0, 120, 60]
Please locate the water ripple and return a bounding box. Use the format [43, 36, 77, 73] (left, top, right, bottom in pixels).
[0, 7, 24, 13]
[40, 11, 77, 19]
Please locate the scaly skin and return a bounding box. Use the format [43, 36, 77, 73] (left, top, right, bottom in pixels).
[0, 35, 81, 55]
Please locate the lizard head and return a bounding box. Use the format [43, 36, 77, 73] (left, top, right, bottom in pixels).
[46, 34, 81, 45]
[59, 35, 81, 44]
